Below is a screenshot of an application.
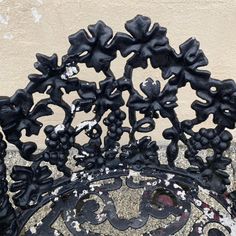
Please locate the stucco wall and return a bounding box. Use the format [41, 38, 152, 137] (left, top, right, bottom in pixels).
[0, 0, 236, 148]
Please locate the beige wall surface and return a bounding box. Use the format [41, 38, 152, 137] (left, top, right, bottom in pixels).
[0, 0, 236, 148]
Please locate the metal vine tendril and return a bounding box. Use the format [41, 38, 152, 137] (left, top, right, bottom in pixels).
[0, 15, 236, 235]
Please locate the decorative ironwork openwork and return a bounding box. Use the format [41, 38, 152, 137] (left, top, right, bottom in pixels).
[0, 15, 236, 235]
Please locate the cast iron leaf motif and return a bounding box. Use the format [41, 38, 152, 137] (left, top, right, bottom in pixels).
[28, 53, 79, 104]
[128, 77, 178, 118]
[28, 53, 62, 81]
[192, 79, 236, 128]
[114, 15, 169, 68]
[120, 136, 159, 170]
[68, 21, 116, 72]
[74, 137, 104, 170]
[0, 15, 235, 236]
[74, 144, 119, 170]
[74, 77, 124, 116]
[160, 38, 210, 88]
[10, 165, 53, 208]
[0, 90, 52, 144]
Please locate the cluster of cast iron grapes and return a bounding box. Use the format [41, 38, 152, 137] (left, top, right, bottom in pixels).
[189, 128, 232, 153]
[43, 125, 75, 173]
[104, 109, 126, 143]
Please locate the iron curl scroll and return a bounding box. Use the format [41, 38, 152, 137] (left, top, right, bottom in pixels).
[0, 15, 236, 235]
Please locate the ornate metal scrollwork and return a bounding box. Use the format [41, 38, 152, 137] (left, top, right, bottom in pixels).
[0, 15, 236, 235]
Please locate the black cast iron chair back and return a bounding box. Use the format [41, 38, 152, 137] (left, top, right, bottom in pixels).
[0, 15, 236, 235]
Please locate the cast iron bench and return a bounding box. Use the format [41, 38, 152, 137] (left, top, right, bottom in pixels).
[0, 15, 236, 235]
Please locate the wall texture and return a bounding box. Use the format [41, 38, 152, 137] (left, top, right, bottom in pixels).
[0, 0, 236, 147]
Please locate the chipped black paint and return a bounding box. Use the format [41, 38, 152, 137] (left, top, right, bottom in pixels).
[0, 15, 236, 235]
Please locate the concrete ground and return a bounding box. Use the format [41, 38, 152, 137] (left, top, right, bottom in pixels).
[4, 145, 236, 236]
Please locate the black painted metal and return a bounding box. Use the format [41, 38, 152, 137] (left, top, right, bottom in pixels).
[0, 15, 236, 235]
